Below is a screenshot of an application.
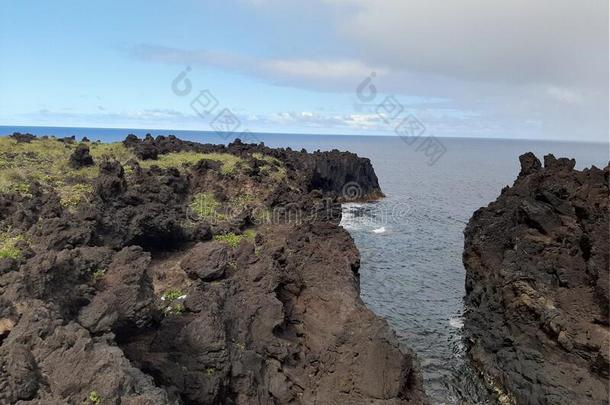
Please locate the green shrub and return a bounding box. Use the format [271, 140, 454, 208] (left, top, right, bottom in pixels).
[88, 391, 102, 405]
[92, 268, 106, 280]
[162, 289, 186, 316]
[189, 193, 220, 220]
[163, 289, 184, 301]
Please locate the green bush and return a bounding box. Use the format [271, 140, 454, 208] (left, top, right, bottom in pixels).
[189, 193, 220, 220]
[163, 289, 184, 301]
[88, 391, 102, 405]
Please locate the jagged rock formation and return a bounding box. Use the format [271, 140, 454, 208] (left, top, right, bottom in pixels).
[0, 134, 425, 404]
[463, 153, 609, 404]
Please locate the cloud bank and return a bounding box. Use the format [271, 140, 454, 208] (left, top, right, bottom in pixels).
[133, 0, 608, 141]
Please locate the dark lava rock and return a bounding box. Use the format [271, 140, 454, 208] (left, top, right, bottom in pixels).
[69, 144, 94, 168]
[0, 134, 426, 404]
[463, 153, 609, 404]
[180, 241, 229, 281]
[122, 134, 384, 202]
[9, 132, 36, 143]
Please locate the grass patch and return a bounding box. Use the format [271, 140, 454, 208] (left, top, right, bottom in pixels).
[89, 142, 135, 164]
[0, 232, 25, 260]
[253, 152, 286, 181]
[0, 136, 247, 207]
[189, 193, 220, 220]
[213, 230, 256, 248]
[252, 153, 281, 166]
[229, 193, 254, 209]
[162, 289, 186, 315]
[0, 137, 133, 198]
[57, 183, 94, 208]
[162, 289, 185, 301]
[140, 151, 241, 175]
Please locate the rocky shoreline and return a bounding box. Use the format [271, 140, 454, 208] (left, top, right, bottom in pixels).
[0, 134, 426, 404]
[463, 153, 609, 404]
[2, 132, 607, 405]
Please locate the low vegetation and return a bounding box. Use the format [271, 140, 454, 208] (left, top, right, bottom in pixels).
[213, 229, 256, 248]
[252, 152, 286, 181]
[162, 289, 185, 301]
[165, 303, 185, 315]
[189, 192, 221, 220]
[252, 152, 280, 166]
[0, 137, 95, 196]
[140, 151, 241, 174]
[88, 142, 134, 164]
[91, 268, 106, 280]
[88, 391, 102, 405]
[0, 231, 25, 260]
[0, 137, 243, 202]
[57, 183, 94, 208]
[162, 288, 186, 316]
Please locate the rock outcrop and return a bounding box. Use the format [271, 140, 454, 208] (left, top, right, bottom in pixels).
[463, 153, 609, 404]
[0, 134, 425, 404]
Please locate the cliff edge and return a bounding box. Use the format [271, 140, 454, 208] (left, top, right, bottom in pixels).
[0, 133, 425, 404]
[463, 153, 609, 404]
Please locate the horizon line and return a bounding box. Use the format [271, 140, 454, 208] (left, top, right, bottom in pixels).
[0, 124, 607, 145]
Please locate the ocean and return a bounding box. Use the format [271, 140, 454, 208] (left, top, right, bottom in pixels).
[2, 125, 608, 404]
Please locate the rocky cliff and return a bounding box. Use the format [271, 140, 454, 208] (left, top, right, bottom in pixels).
[0, 133, 425, 404]
[463, 153, 609, 404]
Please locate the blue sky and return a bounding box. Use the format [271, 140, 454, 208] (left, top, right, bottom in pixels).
[1, 0, 607, 141]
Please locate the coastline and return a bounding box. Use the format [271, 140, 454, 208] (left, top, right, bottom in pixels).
[0, 133, 427, 404]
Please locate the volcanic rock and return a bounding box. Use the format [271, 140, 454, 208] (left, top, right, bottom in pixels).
[463, 153, 609, 404]
[0, 134, 426, 404]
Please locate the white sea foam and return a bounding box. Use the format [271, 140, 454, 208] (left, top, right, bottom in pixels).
[449, 317, 464, 329]
[340, 203, 367, 230]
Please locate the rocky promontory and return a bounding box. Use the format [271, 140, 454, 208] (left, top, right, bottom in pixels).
[463, 153, 609, 404]
[0, 133, 426, 404]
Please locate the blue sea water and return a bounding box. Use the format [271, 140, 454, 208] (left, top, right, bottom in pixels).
[1, 125, 608, 404]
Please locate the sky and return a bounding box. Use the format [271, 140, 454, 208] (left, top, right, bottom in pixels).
[0, 0, 608, 142]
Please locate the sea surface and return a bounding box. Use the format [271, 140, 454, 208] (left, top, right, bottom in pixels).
[2, 126, 609, 404]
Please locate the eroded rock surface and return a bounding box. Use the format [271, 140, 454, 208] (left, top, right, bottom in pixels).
[463, 153, 609, 404]
[0, 134, 425, 404]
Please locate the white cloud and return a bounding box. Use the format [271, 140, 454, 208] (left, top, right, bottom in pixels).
[546, 86, 583, 104]
[131, 1, 608, 141]
[238, 0, 608, 141]
[131, 44, 385, 91]
[245, 0, 607, 88]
